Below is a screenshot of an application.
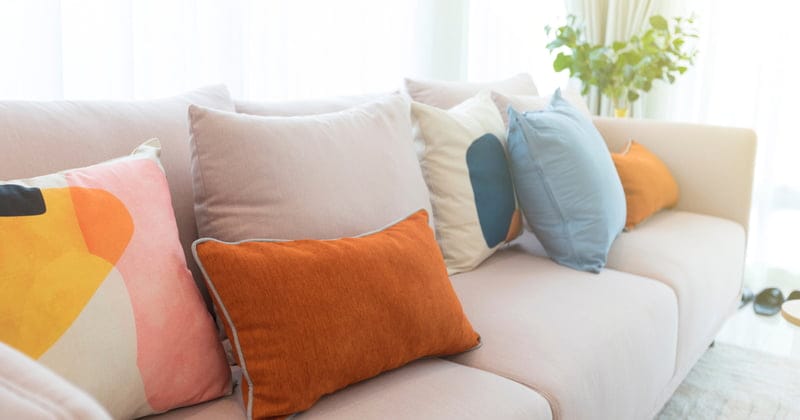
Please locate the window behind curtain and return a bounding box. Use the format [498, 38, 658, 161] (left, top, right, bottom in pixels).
[0, 0, 426, 100]
[467, 0, 569, 94]
[645, 0, 800, 288]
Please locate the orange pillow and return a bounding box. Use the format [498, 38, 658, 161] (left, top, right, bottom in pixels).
[611, 141, 680, 229]
[193, 210, 480, 418]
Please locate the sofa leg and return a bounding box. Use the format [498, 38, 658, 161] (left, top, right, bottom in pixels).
[709, 340, 715, 348]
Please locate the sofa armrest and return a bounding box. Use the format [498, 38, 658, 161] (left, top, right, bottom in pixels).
[593, 117, 757, 233]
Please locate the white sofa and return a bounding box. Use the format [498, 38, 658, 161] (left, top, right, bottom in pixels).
[0, 86, 756, 419]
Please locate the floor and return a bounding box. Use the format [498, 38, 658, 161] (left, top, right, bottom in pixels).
[716, 303, 800, 360]
[715, 269, 800, 359]
[657, 342, 800, 419]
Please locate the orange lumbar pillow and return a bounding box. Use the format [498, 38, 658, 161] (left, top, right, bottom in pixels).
[193, 209, 480, 419]
[611, 141, 680, 229]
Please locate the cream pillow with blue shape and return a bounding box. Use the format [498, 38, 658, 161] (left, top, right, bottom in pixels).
[507, 89, 626, 273]
[411, 91, 522, 274]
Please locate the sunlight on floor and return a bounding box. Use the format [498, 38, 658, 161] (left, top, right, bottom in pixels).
[716, 258, 800, 359]
[716, 304, 800, 360]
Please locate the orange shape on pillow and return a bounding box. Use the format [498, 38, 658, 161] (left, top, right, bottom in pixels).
[70, 186, 134, 265]
[194, 210, 480, 418]
[611, 141, 680, 229]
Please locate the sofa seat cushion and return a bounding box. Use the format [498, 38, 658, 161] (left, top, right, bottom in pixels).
[146, 359, 552, 420]
[513, 209, 745, 395]
[607, 210, 744, 374]
[447, 249, 678, 420]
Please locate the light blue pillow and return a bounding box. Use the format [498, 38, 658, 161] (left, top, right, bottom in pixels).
[507, 89, 625, 272]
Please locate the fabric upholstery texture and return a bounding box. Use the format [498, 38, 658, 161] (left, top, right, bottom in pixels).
[0, 86, 235, 298]
[404, 73, 538, 109]
[0, 84, 753, 420]
[146, 359, 552, 420]
[412, 91, 522, 274]
[189, 93, 432, 242]
[605, 210, 744, 380]
[611, 141, 680, 228]
[0, 341, 110, 420]
[507, 90, 626, 272]
[140, 367, 243, 420]
[514, 209, 746, 403]
[300, 359, 551, 419]
[234, 93, 385, 116]
[491, 89, 592, 127]
[448, 247, 678, 420]
[193, 210, 480, 419]
[143, 387, 244, 420]
[0, 141, 230, 419]
[594, 117, 757, 232]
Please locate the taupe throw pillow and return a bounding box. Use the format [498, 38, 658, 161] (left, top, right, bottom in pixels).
[189, 93, 432, 242]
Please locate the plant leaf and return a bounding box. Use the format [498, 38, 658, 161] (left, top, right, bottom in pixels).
[650, 15, 668, 30]
[546, 39, 564, 50]
[553, 53, 572, 72]
[545, 13, 696, 106]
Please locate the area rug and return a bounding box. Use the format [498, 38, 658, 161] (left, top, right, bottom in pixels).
[658, 343, 800, 419]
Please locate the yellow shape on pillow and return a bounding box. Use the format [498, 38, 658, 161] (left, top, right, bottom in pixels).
[0, 187, 132, 358]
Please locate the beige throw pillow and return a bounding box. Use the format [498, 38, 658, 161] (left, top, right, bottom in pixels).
[235, 93, 386, 117]
[412, 91, 522, 274]
[405, 73, 538, 109]
[189, 93, 432, 242]
[491, 89, 592, 127]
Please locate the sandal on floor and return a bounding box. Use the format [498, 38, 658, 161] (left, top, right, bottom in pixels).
[754, 287, 784, 316]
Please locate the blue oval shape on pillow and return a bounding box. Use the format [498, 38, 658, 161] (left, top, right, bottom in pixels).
[466, 134, 517, 248]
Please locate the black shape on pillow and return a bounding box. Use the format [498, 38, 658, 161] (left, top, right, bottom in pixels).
[0, 185, 46, 217]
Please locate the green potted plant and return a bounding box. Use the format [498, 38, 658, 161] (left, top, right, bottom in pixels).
[546, 15, 698, 117]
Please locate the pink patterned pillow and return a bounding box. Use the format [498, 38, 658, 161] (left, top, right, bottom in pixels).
[0, 140, 230, 419]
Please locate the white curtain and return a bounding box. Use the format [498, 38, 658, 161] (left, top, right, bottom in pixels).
[645, 0, 800, 289]
[563, 0, 657, 116]
[0, 0, 571, 102]
[466, 0, 569, 94]
[0, 0, 441, 101]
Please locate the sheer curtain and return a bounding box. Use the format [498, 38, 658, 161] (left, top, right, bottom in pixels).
[0, 0, 432, 101]
[466, 0, 569, 94]
[1, 0, 569, 101]
[645, 0, 800, 289]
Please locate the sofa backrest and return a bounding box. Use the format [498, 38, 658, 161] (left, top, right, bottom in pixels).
[0, 86, 235, 302]
[235, 93, 384, 117]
